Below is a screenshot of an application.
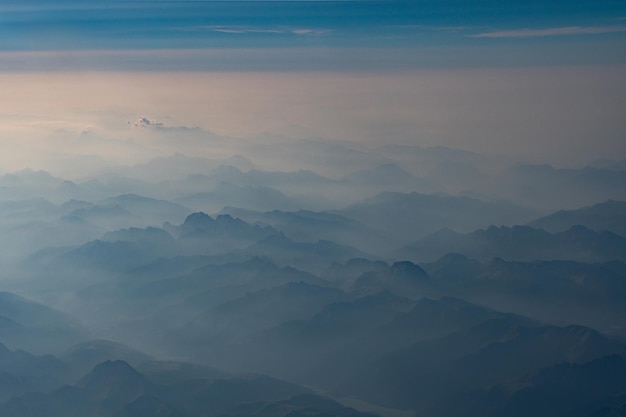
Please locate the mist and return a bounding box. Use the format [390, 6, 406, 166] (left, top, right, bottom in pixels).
[0, 1, 625, 417]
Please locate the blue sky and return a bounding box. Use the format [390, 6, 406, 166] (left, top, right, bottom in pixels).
[1, 0, 625, 70]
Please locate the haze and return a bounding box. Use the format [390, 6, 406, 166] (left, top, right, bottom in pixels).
[0, 1, 625, 417]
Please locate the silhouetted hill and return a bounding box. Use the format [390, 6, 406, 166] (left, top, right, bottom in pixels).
[530, 199, 626, 236]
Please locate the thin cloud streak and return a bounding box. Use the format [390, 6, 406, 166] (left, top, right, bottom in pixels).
[472, 25, 626, 38]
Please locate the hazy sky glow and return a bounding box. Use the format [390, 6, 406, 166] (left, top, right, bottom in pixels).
[1, 0, 625, 172]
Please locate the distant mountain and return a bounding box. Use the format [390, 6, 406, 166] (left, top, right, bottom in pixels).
[0, 360, 365, 417]
[216, 291, 416, 379]
[500, 164, 626, 210]
[120, 153, 255, 182]
[103, 194, 192, 226]
[223, 393, 379, 417]
[178, 182, 299, 212]
[341, 163, 434, 192]
[352, 261, 434, 298]
[443, 354, 626, 417]
[373, 322, 626, 412]
[0, 342, 69, 401]
[323, 258, 390, 288]
[102, 227, 176, 256]
[67, 203, 138, 230]
[62, 339, 153, 379]
[211, 281, 348, 337]
[56, 239, 158, 272]
[243, 233, 369, 273]
[338, 191, 536, 246]
[401, 224, 626, 263]
[422, 256, 626, 337]
[0, 291, 89, 354]
[218, 208, 390, 254]
[0, 197, 58, 223]
[530, 199, 626, 236]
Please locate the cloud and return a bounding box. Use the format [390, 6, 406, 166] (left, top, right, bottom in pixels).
[472, 25, 626, 38]
[132, 117, 163, 128]
[176, 26, 333, 36]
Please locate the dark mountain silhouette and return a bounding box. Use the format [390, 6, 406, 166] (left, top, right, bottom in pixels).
[442, 354, 626, 417]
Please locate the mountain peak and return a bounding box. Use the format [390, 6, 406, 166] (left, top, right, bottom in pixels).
[80, 360, 146, 391]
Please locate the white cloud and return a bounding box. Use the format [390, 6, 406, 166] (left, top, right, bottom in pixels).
[472, 25, 626, 38]
[172, 25, 333, 36]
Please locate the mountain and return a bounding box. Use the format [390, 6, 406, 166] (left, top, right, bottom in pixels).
[0, 360, 365, 417]
[223, 393, 379, 417]
[368, 322, 626, 412]
[443, 354, 626, 417]
[103, 194, 192, 227]
[422, 256, 626, 337]
[62, 339, 153, 379]
[0, 342, 69, 401]
[102, 227, 176, 256]
[338, 191, 536, 246]
[178, 182, 299, 213]
[67, 203, 138, 230]
[121, 153, 255, 182]
[208, 281, 349, 340]
[218, 208, 390, 254]
[530, 199, 626, 236]
[401, 225, 626, 263]
[500, 165, 626, 210]
[352, 261, 434, 298]
[341, 163, 434, 192]
[0, 291, 89, 354]
[243, 233, 369, 273]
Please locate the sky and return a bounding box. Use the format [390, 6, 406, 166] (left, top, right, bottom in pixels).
[0, 0, 625, 173]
